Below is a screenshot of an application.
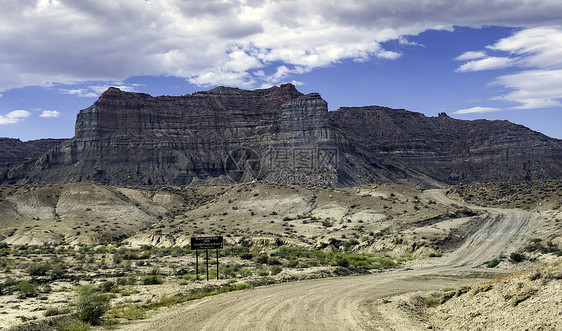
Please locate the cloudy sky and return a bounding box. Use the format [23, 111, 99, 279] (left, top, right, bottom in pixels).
[1, 0, 561, 140]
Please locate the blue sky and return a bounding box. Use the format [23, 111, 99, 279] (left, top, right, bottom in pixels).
[1, 1, 561, 140]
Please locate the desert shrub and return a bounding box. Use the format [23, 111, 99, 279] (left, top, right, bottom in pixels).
[455, 285, 472, 297]
[2, 277, 17, 291]
[256, 254, 269, 264]
[175, 267, 189, 276]
[336, 257, 350, 267]
[240, 252, 253, 259]
[44, 306, 71, 317]
[98, 281, 117, 293]
[142, 275, 163, 285]
[16, 280, 37, 298]
[472, 284, 493, 295]
[510, 288, 538, 306]
[270, 266, 283, 275]
[102, 318, 119, 329]
[342, 239, 359, 250]
[223, 246, 249, 256]
[487, 258, 500, 268]
[74, 286, 110, 324]
[27, 262, 51, 276]
[140, 244, 152, 251]
[423, 295, 441, 308]
[182, 273, 198, 281]
[0, 242, 8, 249]
[510, 252, 524, 262]
[57, 319, 91, 331]
[286, 260, 299, 268]
[267, 257, 282, 265]
[428, 252, 442, 258]
[220, 263, 241, 278]
[52, 262, 68, 278]
[255, 268, 269, 276]
[440, 291, 456, 304]
[276, 246, 309, 258]
[116, 276, 137, 285]
[122, 306, 146, 320]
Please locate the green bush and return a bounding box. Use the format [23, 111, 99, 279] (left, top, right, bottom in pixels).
[240, 252, 253, 259]
[487, 258, 500, 268]
[510, 252, 524, 262]
[142, 275, 163, 285]
[57, 319, 91, 331]
[98, 281, 117, 293]
[27, 262, 51, 276]
[122, 306, 146, 320]
[223, 246, 249, 256]
[255, 268, 269, 276]
[286, 260, 299, 268]
[336, 257, 350, 267]
[220, 264, 241, 278]
[74, 286, 110, 324]
[52, 262, 68, 278]
[277, 246, 307, 258]
[44, 306, 71, 317]
[270, 266, 283, 275]
[256, 254, 269, 264]
[267, 257, 282, 265]
[16, 280, 37, 298]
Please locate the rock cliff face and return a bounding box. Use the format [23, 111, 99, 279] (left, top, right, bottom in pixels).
[0, 138, 67, 169]
[1, 84, 338, 186]
[330, 107, 562, 185]
[1, 85, 561, 187]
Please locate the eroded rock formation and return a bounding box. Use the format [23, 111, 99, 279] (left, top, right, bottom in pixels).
[1, 84, 561, 187]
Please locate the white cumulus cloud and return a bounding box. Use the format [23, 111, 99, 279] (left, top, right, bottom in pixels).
[1, 0, 562, 92]
[456, 57, 515, 72]
[39, 110, 61, 118]
[492, 69, 562, 109]
[455, 51, 487, 61]
[456, 25, 562, 111]
[0, 110, 31, 125]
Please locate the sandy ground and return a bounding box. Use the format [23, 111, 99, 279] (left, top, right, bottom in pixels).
[115, 190, 540, 331]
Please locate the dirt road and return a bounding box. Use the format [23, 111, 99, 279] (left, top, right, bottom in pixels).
[118, 190, 534, 331]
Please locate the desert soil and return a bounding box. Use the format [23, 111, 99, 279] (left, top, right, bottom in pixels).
[115, 190, 558, 331]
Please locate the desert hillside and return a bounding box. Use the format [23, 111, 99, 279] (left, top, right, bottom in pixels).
[0, 181, 560, 330]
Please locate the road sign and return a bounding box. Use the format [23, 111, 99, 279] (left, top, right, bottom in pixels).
[191, 236, 224, 250]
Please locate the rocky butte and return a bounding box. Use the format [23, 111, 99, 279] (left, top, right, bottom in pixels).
[1, 84, 561, 187]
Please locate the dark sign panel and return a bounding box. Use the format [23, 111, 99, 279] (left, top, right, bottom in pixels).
[191, 236, 224, 250]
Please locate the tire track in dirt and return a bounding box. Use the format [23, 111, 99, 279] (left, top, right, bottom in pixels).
[118, 190, 534, 331]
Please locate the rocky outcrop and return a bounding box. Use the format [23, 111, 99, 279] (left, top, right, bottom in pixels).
[0, 138, 67, 168]
[1, 85, 561, 187]
[1, 84, 338, 186]
[330, 107, 562, 185]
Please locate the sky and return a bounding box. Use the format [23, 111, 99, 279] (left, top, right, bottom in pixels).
[1, 0, 562, 141]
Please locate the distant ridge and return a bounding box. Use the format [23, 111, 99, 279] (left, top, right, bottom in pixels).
[0, 138, 68, 169]
[1, 84, 561, 187]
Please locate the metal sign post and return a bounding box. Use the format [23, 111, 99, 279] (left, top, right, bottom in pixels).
[206, 249, 209, 281]
[195, 249, 199, 280]
[190, 236, 224, 281]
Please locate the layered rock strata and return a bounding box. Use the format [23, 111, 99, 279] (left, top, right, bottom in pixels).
[1, 85, 561, 187]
